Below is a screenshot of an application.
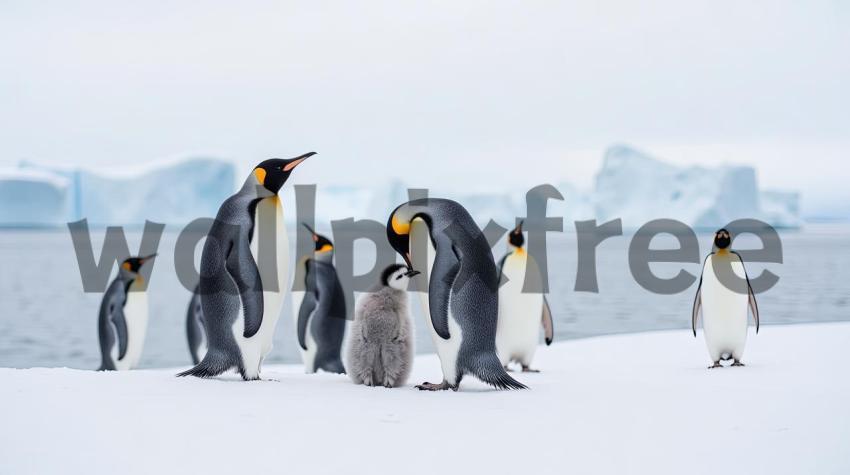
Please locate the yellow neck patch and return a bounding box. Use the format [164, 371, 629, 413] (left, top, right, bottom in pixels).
[318, 244, 333, 253]
[254, 168, 266, 185]
[392, 215, 410, 235]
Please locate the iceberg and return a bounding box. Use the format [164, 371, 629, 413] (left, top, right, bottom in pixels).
[593, 145, 798, 229]
[18, 157, 236, 226]
[0, 168, 70, 227]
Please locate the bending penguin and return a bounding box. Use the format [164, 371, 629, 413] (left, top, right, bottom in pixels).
[496, 221, 554, 372]
[98, 254, 157, 371]
[692, 228, 760, 368]
[347, 264, 417, 388]
[387, 198, 527, 390]
[292, 223, 346, 374]
[186, 284, 206, 365]
[178, 152, 313, 381]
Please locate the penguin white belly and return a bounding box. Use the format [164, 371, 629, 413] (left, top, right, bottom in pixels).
[701, 255, 749, 361]
[232, 196, 289, 379]
[412, 218, 463, 384]
[290, 290, 317, 372]
[116, 289, 148, 371]
[496, 253, 543, 366]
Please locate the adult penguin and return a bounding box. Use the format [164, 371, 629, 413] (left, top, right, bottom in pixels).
[495, 221, 554, 372]
[692, 228, 760, 368]
[293, 223, 347, 374]
[98, 254, 156, 371]
[386, 198, 527, 391]
[178, 152, 313, 381]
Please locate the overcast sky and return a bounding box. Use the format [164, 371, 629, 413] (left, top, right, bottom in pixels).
[1, 1, 848, 216]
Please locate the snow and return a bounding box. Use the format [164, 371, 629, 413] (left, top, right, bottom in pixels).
[1, 322, 847, 474]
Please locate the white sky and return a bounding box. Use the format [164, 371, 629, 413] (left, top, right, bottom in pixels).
[1, 1, 848, 217]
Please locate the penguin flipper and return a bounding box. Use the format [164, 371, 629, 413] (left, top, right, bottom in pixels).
[109, 299, 129, 361]
[496, 253, 509, 287]
[732, 251, 760, 334]
[297, 259, 318, 351]
[225, 233, 264, 338]
[541, 296, 554, 345]
[297, 292, 317, 351]
[428, 245, 461, 340]
[747, 277, 760, 334]
[691, 279, 702, 338]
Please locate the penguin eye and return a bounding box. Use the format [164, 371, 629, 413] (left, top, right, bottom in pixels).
[396, 275, 403, 280]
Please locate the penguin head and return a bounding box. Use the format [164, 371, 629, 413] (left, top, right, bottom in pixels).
[120, 254, 156, 277]
[381, 263, 420, 290]
[252, 152, 315, 194]
[713, 228, 732, 250]
[302, 223, 334, 259]
[508, 220, 525, 250]
[386, 205, 416, 272]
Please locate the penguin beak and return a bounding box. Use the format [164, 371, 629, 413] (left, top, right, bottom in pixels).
[140, 253, 157, 263]
[302, 222, 319, 240]
[515, 220, 524, 234]
[404, 269, 421, 278]
[284, 152, 316, 172]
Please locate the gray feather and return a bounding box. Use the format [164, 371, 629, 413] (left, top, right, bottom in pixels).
[347, 286, 413, 388]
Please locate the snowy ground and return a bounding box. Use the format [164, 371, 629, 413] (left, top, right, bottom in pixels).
[1, 323, 848, 475]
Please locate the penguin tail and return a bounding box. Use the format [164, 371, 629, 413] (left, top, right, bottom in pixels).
[472, 353, 528, 390]
[176, 349, 232, 379]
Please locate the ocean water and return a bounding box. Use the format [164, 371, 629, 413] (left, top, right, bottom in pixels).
[0, 224, 848, 369]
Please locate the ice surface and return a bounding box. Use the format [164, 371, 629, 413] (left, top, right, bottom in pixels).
[1, 323, 847, 474]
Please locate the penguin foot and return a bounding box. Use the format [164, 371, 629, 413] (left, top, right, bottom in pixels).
[731, 361, 745, 367]
[708, 362, 723, 369]
[415, 381, 453, 391]
[521, 366, 540, 373]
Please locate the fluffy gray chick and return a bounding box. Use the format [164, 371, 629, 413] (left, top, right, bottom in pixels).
[347, 264, 417, 388]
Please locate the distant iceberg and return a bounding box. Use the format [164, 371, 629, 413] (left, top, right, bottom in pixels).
[14, 157, 236, 226]
[0, 168, 70, 227]
[593, 145, 801, 229]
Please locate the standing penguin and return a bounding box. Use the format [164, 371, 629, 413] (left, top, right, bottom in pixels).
[98, 254, 156, 371]
[186, 284, 206, 365]
[293, 223, 347, 374]
[347, 264, 418, 388]
[386, 198, 527, 391]
[692, 228, 760, 368]
[178, 152, 313, 381]
[496, 221, 554, 372]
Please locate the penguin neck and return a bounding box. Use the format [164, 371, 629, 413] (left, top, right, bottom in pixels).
[239, 175, 276, 200]
[715, 248, 731, 256]
[511, 245, 525, 256]
[313, 250, 334, 264]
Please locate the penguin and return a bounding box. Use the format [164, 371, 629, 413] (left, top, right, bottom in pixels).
[347, 264, 418, 388]
[692, 228, 760, 368]
[186, 284, 206, 365]
[98, 254, 157, 371]
[495, 221, 554, 372]
[178, 152, 313, 381]
[293, 223, 347, 374]
[386, 198, 527, 391]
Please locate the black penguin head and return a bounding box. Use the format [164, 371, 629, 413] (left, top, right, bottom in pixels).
[714, 228, 732, 250]
[381, 263, 420, 290]
[302, 223, 334, 256]
[386, 205, 415, 271]
[508, 221, 525, 249]
[120, 254, 156, 275]
[253, 152, 315, 194]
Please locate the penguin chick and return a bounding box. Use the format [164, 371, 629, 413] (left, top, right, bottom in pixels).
[347, 264, 418, 388]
